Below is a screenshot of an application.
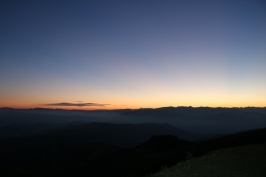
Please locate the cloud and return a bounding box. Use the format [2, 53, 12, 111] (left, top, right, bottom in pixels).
[44, 102, 109, 107]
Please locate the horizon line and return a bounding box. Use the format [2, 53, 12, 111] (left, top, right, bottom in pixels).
[1, 106, 266, 111]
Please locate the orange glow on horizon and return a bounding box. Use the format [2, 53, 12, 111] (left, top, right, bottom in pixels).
[1, 102, 265, 110]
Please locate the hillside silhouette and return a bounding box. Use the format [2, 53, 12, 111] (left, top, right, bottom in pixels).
[1, 107, 266, 176]
[135, 135, 190, 153]
[1, 126, 266, 176]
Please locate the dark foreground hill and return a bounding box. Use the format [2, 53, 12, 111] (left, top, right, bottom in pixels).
[148, 143, 266, 177]
[1, 126, 266, 177]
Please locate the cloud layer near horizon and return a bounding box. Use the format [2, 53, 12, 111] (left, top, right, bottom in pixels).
[44, 102, 109, 107]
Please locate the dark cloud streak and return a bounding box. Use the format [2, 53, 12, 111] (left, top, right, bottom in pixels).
[44, 102, 109, 107]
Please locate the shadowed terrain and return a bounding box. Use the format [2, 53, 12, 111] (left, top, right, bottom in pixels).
[1, 107, 266, 176]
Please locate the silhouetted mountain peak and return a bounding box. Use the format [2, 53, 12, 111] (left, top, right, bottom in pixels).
[135, 135, 191, 153]
[0, 107, 14, 111]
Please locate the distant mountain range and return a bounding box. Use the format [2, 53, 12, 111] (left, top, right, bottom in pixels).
[1, 107, 266, 135]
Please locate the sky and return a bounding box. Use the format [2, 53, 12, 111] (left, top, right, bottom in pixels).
[1, 0, 266, 110]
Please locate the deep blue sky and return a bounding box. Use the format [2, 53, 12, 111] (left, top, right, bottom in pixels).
[1, 0, 266, 109]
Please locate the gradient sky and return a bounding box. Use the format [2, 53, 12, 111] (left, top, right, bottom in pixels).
[1, 0, 266, 110]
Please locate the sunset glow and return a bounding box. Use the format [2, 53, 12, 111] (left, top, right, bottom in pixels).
[1, 0, 266, 110]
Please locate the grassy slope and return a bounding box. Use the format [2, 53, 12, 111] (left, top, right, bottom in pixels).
[1, 127, 266, 177]
[148, 143, 266, 177]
